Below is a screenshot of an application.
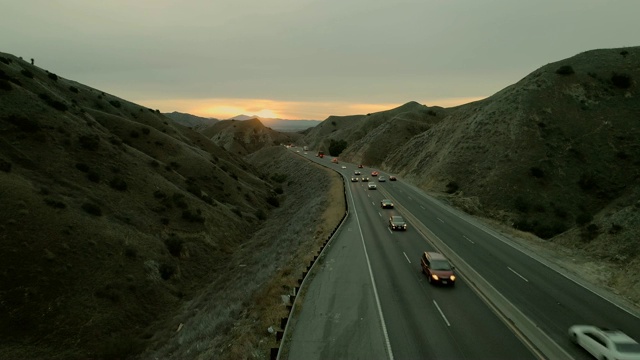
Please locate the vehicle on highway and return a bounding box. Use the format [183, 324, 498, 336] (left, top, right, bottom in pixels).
[371, 171, 379, 177]
[388, 215, 406, 231]
[341, 165, 347, 169]
[351, 177, 359, 182]
[381, 199, 394, 209]
[421, 252, 456, 286]
[568, 325, 640, 360]
[354, 170, 361, 175]
[361, 177, 370, 182]
[389, 176, 397, 181]
[304, 152, 307, 155]
[368, 182, 377, 190]
[358, 164, 363, 168]
[378, 176, 386, 182]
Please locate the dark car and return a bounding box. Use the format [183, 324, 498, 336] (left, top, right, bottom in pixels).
[381, 199, 394, 209]
[358, 164, 364, 168]
[351, 177, 359, 182]
[354, 171, 361, 175]
[389, 176, 397, 181]
[389, 215, 407, 231]
[421, 252, 456, 286]
[361, 177, 370, 182]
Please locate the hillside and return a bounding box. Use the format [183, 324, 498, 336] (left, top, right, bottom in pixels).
[0, 52, 338, 359]
[304, 46, 640, 304]
[162, 111, 219, 130]
[200, 117, 302, 155]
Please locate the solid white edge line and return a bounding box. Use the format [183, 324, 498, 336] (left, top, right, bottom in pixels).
[433, 300, 451, 327]
[463, 235, 475, 244]
[508, 266, 529, 282]
[437, 217, 444, 223]
[349, 181, 395, 360]
[403, 252, 411, 264]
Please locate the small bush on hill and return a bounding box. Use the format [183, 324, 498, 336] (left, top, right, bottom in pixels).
[47, 73, 58, 81]
[256, 209, 267, 220]
[87, 171, 101, 183]
[274, 186, 284, 194]
[182, 209, 205, 223]
[5, 114, 40, 132]
[79, 135, 100, 150]
[159, 263, 176, 280]
[20, 69, 34, 78]
[0, 158, 11, 172]
[530, 167, 545, 178]
[44, 198, 66, 209]
[81, 202, 102, 216]
[575, 212, 593, 226]
[514, 196, 530, 212]
[109, 177, 128, 191]
[164, 235, 183, 257]
[69, 86, 79, 93]
[109, 100, 122, 108]
[141, 127, 150, 135]
[0, 79, 11, 91]
[75, 163, 90, 172]
[130, 130, 139, 138]
[0, 57, 11, 64]
[328, 139, 348, 156]
[555, 65, 575, 75]
[271, 173, 288, 183]
[611, 73, 632, 89]
[267, 196, 280, 207]
[609, 223, 623, 234]
[445, 181, 459, 194]
[153, 190, 167, 199]
[231, 208, 242, 217]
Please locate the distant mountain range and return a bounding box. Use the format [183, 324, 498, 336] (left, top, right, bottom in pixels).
[164, 112, 321, 132]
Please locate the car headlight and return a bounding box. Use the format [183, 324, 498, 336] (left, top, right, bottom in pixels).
[450, 275, 456, 281]
[431, 274, 439, 281]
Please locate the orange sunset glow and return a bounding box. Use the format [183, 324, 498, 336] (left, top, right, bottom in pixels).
[134, 97, 485, 120]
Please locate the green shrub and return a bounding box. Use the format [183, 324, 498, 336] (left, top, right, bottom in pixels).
[172, 193, 188, 208]
[87, 171, 101, 183]
[231, 208, 242, 217]
[445, 181, 459, 194]
[256, 209, 267, 220]
[130, 130, 140, 138]
[5, 114, 40, 132]
[609, 223, 623, 234]
[81, 202, 102, 216]
[555, 65, 574, 75]
[76, 163, 89, 172]
[274, 186, 284, 194]
[159, 263, 176, 280]
[514, 196, 529, 213]
[266, 196, 280, 207]
[20, 69, 34, 78]
[109, 177, 128, 191]
[611, 73, 632, 89]
[182, 209, 205, 223]
[271, 173, 288, 183]
[79, 135, 100, 150]
[530, 167, 545, 178]
[164, 235, 183, 257]
[109, 100, 122, 108]
[0, 158, 11, 172]
[0, 79, 11, 91]
[328, 139, 348, 156]
[0, 57, 11, 64]
[141, 127, 150, 135]
[576, 212, 593, 226]
[47, 73, 58, 81]
[44, 198, 66, 209]
[69, 86, 79, 93]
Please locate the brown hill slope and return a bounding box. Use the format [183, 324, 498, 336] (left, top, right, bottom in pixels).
[200, 117, 301, 155]
[0, 52, 290, 358]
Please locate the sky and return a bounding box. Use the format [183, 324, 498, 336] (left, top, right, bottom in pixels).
[1, 0, 639, 120]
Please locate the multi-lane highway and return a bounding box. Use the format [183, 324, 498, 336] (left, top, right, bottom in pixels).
[283, 149, 640, 359]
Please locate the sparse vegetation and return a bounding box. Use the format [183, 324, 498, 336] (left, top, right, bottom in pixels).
[164, 235, 183, 257]
[611, 73, 632, 89]
[266, 195, 280, 207]
[445, 181, 459, 194]
[0, 158, 11, 172]
[555, 65, 575, 75]
[48, 73, 58, 81]
[530, 167, 545, 178]
[328, 139, 348, 156]
[109, 177, 128, 191]
[78, 135, 100, 150]
[44, 198, 67, 209]
[69, 86, 79, 93]
[81, 202, 102, 216]
[20, 69, 34, 78]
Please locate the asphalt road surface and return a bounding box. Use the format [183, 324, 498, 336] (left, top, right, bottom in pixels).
[283, 150, 640, 360]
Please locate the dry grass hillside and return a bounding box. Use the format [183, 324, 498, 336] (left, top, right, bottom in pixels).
[304, 46, 640, 305]
[0, 52, 339, 359]
[200, 118, 302, 156]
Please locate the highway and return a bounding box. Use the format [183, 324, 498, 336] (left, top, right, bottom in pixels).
[283, 150, 640, 359]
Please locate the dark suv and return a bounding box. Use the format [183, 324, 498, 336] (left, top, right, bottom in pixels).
[420, 252, 456, 286]
[389, 216, 407, 231]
